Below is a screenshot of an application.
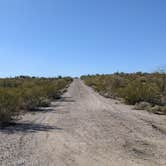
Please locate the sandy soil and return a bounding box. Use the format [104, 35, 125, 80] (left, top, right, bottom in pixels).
[0, 79, 166, 166]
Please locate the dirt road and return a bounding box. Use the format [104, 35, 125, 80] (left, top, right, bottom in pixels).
[0, 79, 166, 166]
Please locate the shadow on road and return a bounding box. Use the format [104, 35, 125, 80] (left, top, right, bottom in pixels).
[59, 97, 75, 103]
[0, 122, 63, 134]
[28, 107, 55, 113]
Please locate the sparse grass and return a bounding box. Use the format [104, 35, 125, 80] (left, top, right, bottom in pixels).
[81, 72, 166, 114]
[0, 76, 73, 123]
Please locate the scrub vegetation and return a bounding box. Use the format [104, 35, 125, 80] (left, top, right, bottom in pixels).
[81, 72, 166, 114]
[0, 76, 73, 123]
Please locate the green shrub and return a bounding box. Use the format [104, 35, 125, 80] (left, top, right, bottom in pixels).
[20, 87, 50, 110]
[81, 73, 165, 111]
[149, 105, 166, 114]
[43, 84, 61, 99]
[0, 76, 73, 122]
[0, 89, 20, 123]
[117, 81, 159, 105]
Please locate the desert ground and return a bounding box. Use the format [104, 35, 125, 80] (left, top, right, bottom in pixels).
[0, 79, 166, 166]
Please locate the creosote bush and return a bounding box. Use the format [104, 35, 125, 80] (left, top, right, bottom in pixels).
[0, 76, 73, 123]
[118, 80, 159, 105]
[0, 88, 20, 123]
[81, 72, 166, 114]
[20, 86, 50, 110]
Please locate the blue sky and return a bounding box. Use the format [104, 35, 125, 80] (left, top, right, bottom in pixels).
[0, 0, 165, 77]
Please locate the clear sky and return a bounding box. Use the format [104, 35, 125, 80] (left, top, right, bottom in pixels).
[0, 0, 165, 77]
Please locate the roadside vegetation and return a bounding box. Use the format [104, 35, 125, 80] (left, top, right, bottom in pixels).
[81, 72, 166, 114]
[0, 76, 73, 123]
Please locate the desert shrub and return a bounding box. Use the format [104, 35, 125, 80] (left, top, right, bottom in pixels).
[81, 72, 165, 113]
[0, 88, 20, 123]
[0, 76, 73, 122]
[20, 77, 73, 110]
[148, 105, 166, 114]
[20, 87, 50, 110]
[43, 78, 72, 99]
[43, 84, 61, 99]
[118, 81, 159, 105]
[161, 106, 166, 114]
